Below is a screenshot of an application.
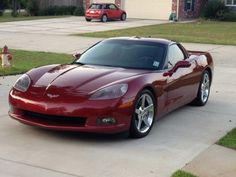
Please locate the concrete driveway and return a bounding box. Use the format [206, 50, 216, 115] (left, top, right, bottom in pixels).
[0, 17, 236, 177]
[0, 16, 168, 35]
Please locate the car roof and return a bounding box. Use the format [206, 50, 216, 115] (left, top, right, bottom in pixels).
[91, 3, 115, 5]
[105, 37, 174, 45]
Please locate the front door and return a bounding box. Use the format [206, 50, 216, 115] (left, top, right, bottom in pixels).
[165, 44, 197, 112]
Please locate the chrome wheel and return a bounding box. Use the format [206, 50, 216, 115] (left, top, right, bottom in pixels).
[134, 93, 154, 134]
[191, 70, 211, 106]
[201, 72, 210, 103]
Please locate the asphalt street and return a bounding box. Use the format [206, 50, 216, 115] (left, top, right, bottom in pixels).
[0, 17, 236, 177]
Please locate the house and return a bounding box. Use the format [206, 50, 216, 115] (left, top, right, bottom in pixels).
[225, 0, 236, 10]
[83, 0, 208, 20]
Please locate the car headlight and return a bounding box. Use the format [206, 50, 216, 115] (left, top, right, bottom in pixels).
[90, 84, 128, 100]
[14, 74, 31, 92]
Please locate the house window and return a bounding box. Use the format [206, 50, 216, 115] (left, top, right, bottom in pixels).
[225, 0, 236, 6]
[185, 0, 195, 11]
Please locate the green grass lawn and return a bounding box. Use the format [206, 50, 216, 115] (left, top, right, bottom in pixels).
[0, 49, 72, 76]
[172, 170, 197, 177]
[0, 12, 69, 23]
[218, 128, 236, 150]
[77, 20, 236, 45]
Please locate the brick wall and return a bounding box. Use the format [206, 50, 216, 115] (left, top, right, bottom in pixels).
[177, 0, 207, 20]
[115, 0, 121, 7]
[84, 0, 90, 9]
[172, 0, 177, 13]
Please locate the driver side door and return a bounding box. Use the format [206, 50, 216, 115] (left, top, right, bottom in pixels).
[164, 44, 197, 112]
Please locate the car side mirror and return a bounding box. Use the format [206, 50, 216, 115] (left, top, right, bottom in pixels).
[163, 60, 191, 77]
[175, 60, 191, 69]
[73, 52, 81, 60]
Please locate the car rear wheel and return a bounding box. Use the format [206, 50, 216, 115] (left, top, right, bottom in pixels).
[101, 14, 108, 22]
[85, 18, 91, 22]
[130, 90, 156, 138]
[120, 13, 126, 21]
[192, 70, 211, 106]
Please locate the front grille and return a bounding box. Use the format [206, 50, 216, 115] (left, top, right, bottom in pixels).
[24, 110, 86, 127]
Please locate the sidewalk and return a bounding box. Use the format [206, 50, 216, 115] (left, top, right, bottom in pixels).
[183, 145, 236, 177]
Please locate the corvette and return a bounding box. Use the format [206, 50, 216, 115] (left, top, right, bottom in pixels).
[9, 37, 213, 138]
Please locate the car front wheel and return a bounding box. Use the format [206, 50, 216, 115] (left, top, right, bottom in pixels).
[130, 90, 156, 138]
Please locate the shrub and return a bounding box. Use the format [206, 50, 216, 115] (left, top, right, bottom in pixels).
[73, 7, 84, 16]
[38, 6, 77, 16]
[203, 0, 228, 20]
[222, 11, 236, 22]
[0, 10, 4, 16]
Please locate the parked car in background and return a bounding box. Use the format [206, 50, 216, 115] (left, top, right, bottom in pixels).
[85, 3, 126, 22]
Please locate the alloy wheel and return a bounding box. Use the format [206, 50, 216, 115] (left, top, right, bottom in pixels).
[201, 72, 210, 103]
[134, 93, 154, 134]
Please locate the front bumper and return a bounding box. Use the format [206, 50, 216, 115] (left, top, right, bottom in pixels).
[9, 89, 134, 134]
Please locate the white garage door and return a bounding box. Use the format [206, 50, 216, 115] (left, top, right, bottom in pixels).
[123, 0, 172, 20]
[92, 0, 115, 3]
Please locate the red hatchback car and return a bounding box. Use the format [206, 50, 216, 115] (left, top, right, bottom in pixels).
[85, 3, 126, 22]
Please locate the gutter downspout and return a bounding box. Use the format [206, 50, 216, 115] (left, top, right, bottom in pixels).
[176, 0, 180, 21]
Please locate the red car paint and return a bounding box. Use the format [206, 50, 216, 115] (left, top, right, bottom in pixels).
[8, 37, 214, 134]
[85, 3, 126, 22]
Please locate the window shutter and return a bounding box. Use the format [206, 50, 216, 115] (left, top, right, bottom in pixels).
[192, 0, 195, 11]
[184, 0, 188, 11]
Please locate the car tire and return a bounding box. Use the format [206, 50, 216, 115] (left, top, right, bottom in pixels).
[130, 89, 156, 138]
[191, 70, 211, 106]
[101, 14, 108, 23]
[120, 13, 126, 21]
[85, 18, 91, 22]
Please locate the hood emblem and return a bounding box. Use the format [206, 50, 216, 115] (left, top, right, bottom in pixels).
[47, 93, 60, 99]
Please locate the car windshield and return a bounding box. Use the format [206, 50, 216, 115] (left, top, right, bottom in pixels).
[89, 4, 105, 9]
[75, 39, 167, 70]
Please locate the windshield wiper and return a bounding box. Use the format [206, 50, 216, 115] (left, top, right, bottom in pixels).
[73, 62, 85, 65]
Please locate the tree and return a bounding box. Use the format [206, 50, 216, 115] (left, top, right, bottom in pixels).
[0, 0, 9, 16]
[11, 0, 18, 17]
[26, 0, 39, 16]
[9, 0, 27, 17]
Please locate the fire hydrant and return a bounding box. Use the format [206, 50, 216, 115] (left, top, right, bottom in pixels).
[0, 45, 12, 68]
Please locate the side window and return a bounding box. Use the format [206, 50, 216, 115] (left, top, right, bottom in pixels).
[102, 5, 107, 9]
[109, 4, 117, 10]
[185, 0, 195, 11]
[168, 44, 185, 68]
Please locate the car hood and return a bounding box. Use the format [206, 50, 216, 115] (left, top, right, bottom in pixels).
[29, 64, 149, 97]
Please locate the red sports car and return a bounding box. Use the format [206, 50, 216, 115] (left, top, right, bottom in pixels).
[9, 37, 213, 138]
[85, 3, 126, 22]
